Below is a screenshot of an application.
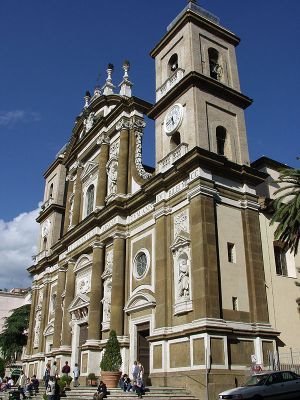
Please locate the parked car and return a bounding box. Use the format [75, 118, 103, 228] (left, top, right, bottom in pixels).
[218, 370, 300, 399]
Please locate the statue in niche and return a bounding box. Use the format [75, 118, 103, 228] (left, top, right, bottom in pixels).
[33, 311, 42, 347]
[102, 277, 112, 323]
[107, 161, 118, 195]
[178, 258, 190, 299]
[68, 196, 74, 227]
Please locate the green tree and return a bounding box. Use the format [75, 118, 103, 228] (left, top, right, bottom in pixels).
[0, 304, 30, 363]
[100, 330, 122, 371]
[0, 357, 5, 377]
[270, 167, 300, 255]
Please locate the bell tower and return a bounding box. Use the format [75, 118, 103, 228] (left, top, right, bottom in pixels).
[149, 1, 252, 169]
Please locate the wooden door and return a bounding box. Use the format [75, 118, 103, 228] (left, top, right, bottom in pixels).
[137, 323, 150, 385]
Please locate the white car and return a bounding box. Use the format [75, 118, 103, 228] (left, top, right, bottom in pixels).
[218, 370, 300, 399]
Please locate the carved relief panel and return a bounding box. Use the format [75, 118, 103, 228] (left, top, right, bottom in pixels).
[171, 209, 193, 315]
[101, 248, 113, 330]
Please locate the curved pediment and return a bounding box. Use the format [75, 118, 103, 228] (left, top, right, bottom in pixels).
[124, 291, 156, 314]
[74, 254, 92, 272]
[44, 323, 54, 336]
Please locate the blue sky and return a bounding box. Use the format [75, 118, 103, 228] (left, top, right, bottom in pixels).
[0, 0, 299, 288]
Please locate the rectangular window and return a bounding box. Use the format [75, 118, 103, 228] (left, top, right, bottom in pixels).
[227, 242, 236, 263]
[232, 297, 238, 311]
[274, 244, 288, 276]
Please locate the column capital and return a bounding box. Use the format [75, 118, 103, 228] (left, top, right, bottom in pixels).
[92, 241, 105, 249]
[116, 118, 131, 132]
[97, 133, 110, 146]
[112, 231, 127, 240]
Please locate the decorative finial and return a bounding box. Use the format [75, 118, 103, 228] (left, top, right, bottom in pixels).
[102, 63, 115, 95]
[119, 60, 133, 97]
[94, 72, 101, 97]
[84, 91, 91, 108]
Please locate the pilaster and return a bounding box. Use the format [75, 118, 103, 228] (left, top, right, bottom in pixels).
[61, 259, 76, 349]
[110, 234, 126, 335]
[38, 279, 51, 353]
[63, 176, 75, 234]
[154, 205, 172, 328]
[71, 165, 83, 226]
[26, 284, 38, 355]
[189, 192, 221, 319]
[87, 242, 105, 343]
[116, 120, 130, 195]
[96, 136, 109, 208]
[52, 265, 67, 350]
[241, 207, 269, 323]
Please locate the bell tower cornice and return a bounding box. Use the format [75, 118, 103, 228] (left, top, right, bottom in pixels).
[148, 70, 252, 120]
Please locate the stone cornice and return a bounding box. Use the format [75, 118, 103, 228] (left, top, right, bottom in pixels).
[148, 71, 252, 119]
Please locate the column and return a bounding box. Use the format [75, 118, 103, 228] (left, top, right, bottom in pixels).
[38, 279, 51, 353]
[87, 242, 105, 342]
[242, 207, 269, 323]
[110, 234, 126, 335]
[71, 165, 83, 226]
[26, 284, 38, 355]
[63, 177, 75, 234]
[52, 265, 67, 350]
[189, 192, 221, 319]
[95, 142, 109, 208]
[116, 125, 129, 194]
[154, 206, 172, 328]
[61, 259, 76, 349]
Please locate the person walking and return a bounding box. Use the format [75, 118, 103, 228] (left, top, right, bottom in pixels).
[46, 376, 55, 400]
[61, 361, 70, 376]
[16, 371, 27, 400]
[50, 361, 58, 379]
[131, 361, 139, 381]
[73, 363, 80, 387]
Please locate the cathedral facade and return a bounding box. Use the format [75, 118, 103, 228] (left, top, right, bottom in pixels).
[23, 2, 299, 398]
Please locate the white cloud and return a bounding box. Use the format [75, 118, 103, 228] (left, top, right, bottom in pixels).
[0, 209, 40, 289]
[0, 110, 41, 127]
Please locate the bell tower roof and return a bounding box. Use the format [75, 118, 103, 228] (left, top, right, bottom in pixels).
[167, 1, 220, 32]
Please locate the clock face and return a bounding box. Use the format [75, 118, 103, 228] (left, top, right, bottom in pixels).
[163, 103, 183, 135]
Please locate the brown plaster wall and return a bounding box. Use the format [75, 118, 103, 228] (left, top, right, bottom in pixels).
[170, 341, 190, 368]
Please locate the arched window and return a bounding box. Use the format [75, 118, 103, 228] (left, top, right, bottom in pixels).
[168, 53, 178, 76]
[170, 131, 181, 151]
[49, 183, 53, 199]
[208, 48, 222, 80]
[86, 185, 95, 216]
[216, 126, 227, 156]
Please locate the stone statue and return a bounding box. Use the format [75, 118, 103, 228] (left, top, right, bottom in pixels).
[102, 277, 112, 322]
[107, 160, 118, 195]
[178, 258, 190, 298]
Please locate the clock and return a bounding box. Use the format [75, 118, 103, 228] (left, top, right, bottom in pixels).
[163, 103, 183, 135]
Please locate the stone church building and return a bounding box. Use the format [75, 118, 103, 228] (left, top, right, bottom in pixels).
[23, 2, 299, 398]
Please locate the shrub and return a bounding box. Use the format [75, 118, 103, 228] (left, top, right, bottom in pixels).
[100, 330, 122, 372]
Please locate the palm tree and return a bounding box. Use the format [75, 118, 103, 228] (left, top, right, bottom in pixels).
[270, 167, 300, 255]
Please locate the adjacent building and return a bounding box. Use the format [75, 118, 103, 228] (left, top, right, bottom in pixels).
[22, 2, 299, 398]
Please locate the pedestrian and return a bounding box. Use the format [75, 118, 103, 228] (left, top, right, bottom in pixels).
[137, 360, 144, 382]
[50, 361, 58, 379]
[131, 361, 139, 381]
[46, 376, 55, 400]
[73, 363, 80, 387]
[44, 363, 51, 389]
[16, 371, 27, 400]
[61, 361, 70, 376]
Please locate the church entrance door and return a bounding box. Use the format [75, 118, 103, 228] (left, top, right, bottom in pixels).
[136, 323, 150, 385]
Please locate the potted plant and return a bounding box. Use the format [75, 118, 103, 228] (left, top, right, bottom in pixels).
[100, 330, 122, 387]
[87, 372, 98, 386]
[60, 374, 73, 391]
